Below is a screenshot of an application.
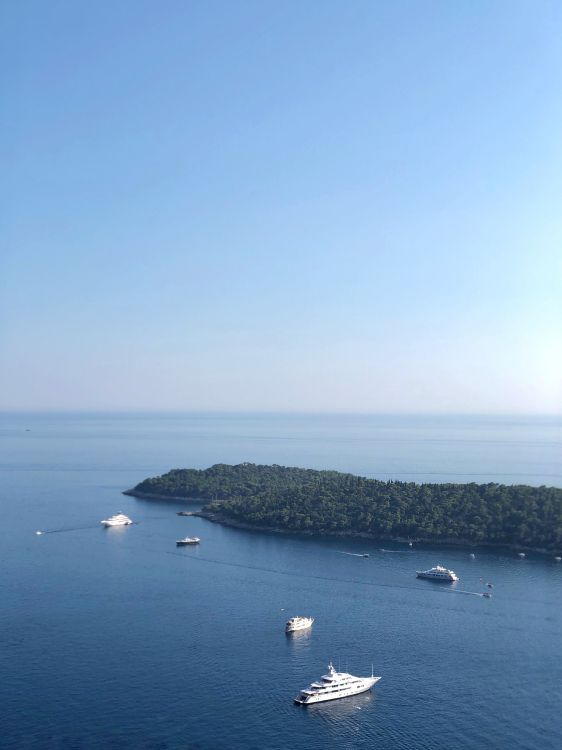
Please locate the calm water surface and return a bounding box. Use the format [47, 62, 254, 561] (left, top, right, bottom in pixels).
[1, 413, 561, 749]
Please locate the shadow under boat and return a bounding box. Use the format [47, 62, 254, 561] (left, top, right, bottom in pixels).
[285, 628, 313, 644]
[302, 689, 375, 719]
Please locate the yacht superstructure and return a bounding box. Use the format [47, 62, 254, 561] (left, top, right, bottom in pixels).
[285, 616, 314, 633]
[416, 565, 458, 582]
[295, 662, 380, 704]
[101, 513, 133, 527]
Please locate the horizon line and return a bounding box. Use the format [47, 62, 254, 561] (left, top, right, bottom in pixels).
[1, 408, 561, 418]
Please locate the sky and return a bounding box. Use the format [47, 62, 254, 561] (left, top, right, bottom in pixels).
[1, 0, 561, 413]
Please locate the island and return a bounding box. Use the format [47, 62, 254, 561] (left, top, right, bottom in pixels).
[124, 463, 562, 552]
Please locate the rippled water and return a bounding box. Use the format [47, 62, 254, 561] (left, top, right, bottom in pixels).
[1, 413, 561, 749]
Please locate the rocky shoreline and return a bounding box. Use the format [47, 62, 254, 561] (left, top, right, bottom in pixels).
[193, 509, 558, 557]
[122, 489, 205, 503]
[123, 489, 561, 557]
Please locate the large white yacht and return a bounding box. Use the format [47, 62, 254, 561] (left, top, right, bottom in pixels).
[101, 513, 133, 528]
[285, 616, 314, 633]
[176, 537, 200, 546]
[416, 565, 458, 582]
[295, 662, 381, 704]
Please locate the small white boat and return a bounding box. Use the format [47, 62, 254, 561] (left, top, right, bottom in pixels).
[101, 513, 133, 527]
[518, 552, 526, 558]
[555, 556, 562, 562]
[286, 616, 314, 633]
[294, 662, 380, 704]
[416, 565, 459, 582]
[482, 592, 492, 599]
[469, 553, 476, 559]
[176, 537, 200, 546]
[35, 530, 43, 536]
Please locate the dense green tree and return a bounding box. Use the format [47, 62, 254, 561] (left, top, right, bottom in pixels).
[126, 463, 562, 550]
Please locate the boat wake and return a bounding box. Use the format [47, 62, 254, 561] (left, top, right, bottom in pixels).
[163, 550, 487, 599]
[379, 548, 414, 553]
[34, 524, 102, 535]
[34, 514, 174, 537]
[449, 589, 487, 597]
[338, 551, 369, 558]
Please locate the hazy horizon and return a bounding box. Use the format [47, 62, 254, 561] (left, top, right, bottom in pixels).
[2, 408, 561, 418]
[3, 1, 561, 414]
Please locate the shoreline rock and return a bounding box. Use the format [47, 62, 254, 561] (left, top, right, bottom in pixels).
[123, 489, 204, 503]
[123, 489, 560, 557]
[194, 509, 558, 556]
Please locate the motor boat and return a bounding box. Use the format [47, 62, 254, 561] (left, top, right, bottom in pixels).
[101, 513, 133, 527]
[416, 565, 459, 582]
[286, 616, 314, 633]
[295, 662, 381, 704]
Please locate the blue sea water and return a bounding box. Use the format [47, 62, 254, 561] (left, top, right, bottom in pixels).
[1, 412, 561, 750]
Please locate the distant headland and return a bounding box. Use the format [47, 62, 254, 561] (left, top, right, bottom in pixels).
[124, 463, 562, 553]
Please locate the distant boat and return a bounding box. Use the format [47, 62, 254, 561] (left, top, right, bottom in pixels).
[469, 553, 476, 559]
[101, 513, 133, 527]
[286, 616, 314, 633]
[482, 592, 492, 599]
[176, 537, 200, 545]
[554, 556, 561, 562]
[416, 565, 459, 582]
[177, 511, 194, 516]
[35, 530, 43, 536]
[518, 552, 526, 558]
[487, 583, 493, 588]
[362, 553, 370, 558]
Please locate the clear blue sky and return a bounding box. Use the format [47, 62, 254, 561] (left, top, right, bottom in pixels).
[2, 0, 561, 413]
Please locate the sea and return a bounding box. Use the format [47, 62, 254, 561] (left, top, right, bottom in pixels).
[1, 412, 561, 750]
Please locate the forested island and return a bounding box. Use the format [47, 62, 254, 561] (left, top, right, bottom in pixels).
[124, 463, 562, 552]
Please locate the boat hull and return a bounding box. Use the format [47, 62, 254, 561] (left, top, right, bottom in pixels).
[295, 677, 380, 704]
[286, 624, 313, 633]
[416, 573, 458, 582]
[102, 521, 132, 527]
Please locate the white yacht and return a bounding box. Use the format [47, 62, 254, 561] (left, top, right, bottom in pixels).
[295, 662, 381, 704]
[416, 565, 459, 582]
[176, 537, 200, 545]
[101, 513, 133, 527]
[285, 616, 314, 633]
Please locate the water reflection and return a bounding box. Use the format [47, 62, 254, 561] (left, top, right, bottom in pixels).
[104, 524, 129, 535]
[285, 628, 312, 648]
[303, 690, 375, 722]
